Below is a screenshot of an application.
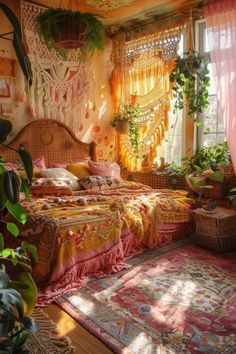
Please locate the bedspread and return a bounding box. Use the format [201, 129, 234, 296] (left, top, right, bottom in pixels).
[15, 182, 193, 305]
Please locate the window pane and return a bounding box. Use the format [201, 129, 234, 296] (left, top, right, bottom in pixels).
[208, 63, 216, 95]
[197, 20, 226, 148]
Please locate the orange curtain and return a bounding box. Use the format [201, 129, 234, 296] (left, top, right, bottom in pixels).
[111, 26, 183, 172]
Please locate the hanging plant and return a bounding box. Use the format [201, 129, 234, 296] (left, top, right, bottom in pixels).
[35, 8, 105, 58]
[169, 49, 210, 121]
[111, 104, 140, 152]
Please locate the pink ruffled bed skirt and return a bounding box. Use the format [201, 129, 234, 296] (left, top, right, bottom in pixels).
[37, 223, 191, 306]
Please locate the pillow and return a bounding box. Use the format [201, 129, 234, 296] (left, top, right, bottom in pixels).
[79, 175, 124, 191]
[88, 161, 121, 180]
[32, 156, 46, 169]
[49, 157, 91, 168]
[40, 168, 80, 191]
[18, 167, 41, 180]
[67, 162, 90, 179]
[31, 178, 72, 195]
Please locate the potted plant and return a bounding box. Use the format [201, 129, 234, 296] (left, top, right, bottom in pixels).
[0, 119, 38, 352]
[164, 143, 228, 200]
[35, 7, 105, 58]
[111, 104, 140, 152]
[169, 49, 210, 122]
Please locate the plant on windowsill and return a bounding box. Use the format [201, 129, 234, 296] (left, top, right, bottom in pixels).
[0, 119, 38, 353]
[35, 7, 105, 58]
[169, 49, 210, 126]
[111, 104, 140, 153]
[162, 143, 228, 200]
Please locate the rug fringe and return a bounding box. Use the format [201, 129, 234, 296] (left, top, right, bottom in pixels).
[25, 308, 76, 353]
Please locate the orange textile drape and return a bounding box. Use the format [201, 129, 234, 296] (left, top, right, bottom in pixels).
[111, 27, 183, 172]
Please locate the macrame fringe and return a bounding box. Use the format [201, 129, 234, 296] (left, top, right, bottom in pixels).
[25, 308, 76, 353]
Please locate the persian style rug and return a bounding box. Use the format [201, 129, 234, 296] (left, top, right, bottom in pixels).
[56, 243, 236, 354]
[24, 308, 75, 353]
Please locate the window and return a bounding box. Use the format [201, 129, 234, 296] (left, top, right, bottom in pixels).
[196, 20, 225, 147]
[155, 35, 184, 166]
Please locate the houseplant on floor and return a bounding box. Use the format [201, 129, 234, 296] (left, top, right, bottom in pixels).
[111, 104, 140, 152]
[35, 7, 105, 58]
[0, 119, 38, 353]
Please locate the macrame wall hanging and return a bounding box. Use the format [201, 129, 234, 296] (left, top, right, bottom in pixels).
[21, 1, 96, 133]
[111, 25, 183, 171]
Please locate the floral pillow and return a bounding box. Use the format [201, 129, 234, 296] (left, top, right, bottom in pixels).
[79, 175, 124, 191]
[31, 178, 72, 195]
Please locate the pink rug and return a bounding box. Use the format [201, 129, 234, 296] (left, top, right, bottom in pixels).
[56, 243, 236, 354]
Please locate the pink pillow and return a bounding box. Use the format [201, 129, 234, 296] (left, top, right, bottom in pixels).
[33, 156, 46, 169]
[88, 160, 121, 180]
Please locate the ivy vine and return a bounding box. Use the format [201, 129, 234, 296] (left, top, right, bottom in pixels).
[111, 104, 140, 152]
[169, 49, 210, 122]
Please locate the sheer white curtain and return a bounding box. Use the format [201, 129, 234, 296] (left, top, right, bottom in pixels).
[204, 0, 236, 173]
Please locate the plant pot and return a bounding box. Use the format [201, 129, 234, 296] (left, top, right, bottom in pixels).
[52, 17, 87, 49]
[116, 121, 129, 135]
[203, 180, 225, 200]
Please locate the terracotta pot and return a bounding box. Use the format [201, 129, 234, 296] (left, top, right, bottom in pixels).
[52, 18, 87, 49]
[116, 121, 129, 135]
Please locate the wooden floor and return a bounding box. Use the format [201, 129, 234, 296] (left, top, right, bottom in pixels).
[43, 304, 114, 354]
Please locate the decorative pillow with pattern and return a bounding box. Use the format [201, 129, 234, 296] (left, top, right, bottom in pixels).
[79, 175, 124, 191]
[31, 178, 72, 195]
[40, 168, 80, 190]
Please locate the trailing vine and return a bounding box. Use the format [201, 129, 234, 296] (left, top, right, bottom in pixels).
[111, 104, 140, 152]
[169, 49, 210, 123]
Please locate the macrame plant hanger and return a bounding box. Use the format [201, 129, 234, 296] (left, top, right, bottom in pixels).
[22, 0, 91, 134]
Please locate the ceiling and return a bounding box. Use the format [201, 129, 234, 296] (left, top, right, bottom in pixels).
[32, 0, 205, 30]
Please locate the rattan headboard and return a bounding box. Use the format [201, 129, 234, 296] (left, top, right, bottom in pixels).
[0, 119, 97, 165]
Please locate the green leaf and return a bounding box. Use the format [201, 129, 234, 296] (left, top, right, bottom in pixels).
[12, 32, 33, 87]
[7, 222, 19, 237]
[17, 147, 33, 184]
[21, 179, 30, 201]
[229, 187, 236, 193]
[209, 171, 224, 182]
[0, 232, 4, 251]
[6, 201, 27, 224]
[11, 272, 38, 316]
[1, 248, 12, 258]
[0, 173, 7, 210]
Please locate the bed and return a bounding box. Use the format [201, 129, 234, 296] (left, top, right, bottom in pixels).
[0, 119, 193, 306]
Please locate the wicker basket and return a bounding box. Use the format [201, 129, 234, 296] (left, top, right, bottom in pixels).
[53, 18, 86, 49]
[191, 207, 236, 251]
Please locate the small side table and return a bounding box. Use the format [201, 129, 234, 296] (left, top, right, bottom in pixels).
[191, 207, 236, 251]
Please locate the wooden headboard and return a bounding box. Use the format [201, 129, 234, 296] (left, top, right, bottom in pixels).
[0, 119, 97, 165]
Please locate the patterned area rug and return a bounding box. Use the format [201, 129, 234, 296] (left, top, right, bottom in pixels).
[56, 242, 236, 354]
[24, 308, 75, 353]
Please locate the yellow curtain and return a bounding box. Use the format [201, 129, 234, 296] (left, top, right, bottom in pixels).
[111, 26, 183, 172]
